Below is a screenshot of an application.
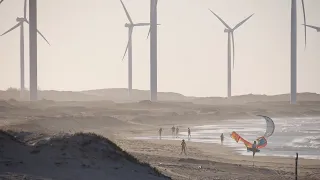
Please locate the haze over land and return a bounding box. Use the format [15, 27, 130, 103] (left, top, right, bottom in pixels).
[1, 0, 320, 97]
[3, 88, 320, 105]
[1, 98, 320, 179]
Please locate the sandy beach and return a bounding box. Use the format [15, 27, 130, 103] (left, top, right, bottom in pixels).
[115, 124, 320, 180]
[1, 99, 320, 179]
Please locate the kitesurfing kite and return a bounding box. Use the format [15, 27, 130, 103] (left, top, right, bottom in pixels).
[230, 115, 275, 152]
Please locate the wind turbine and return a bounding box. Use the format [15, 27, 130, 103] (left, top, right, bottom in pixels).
[149, 0, 159, 101]
[209, 10, 253, 98]
[1, 0, 49, 99]
[302, 24, 320, 32]
[290, 0, 307, 104]
[120, 0, 150, 97]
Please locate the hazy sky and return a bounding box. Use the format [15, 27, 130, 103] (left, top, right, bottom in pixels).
[0, 0, 320, 97]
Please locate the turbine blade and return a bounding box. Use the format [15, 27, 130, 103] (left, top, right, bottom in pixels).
[301, 0, 307, 49]
[208, 9, 231, 29]
[231, 32, 235, 69]
[233, 14, 254, 30]
[148, 0, 159, 39]
[24, 0, 27, 18]
[152, 0, 159, 18]
[122, 40, 129, 61]
[1, 22, 21, 36]
[134, 23, 150, 26]
[303, 24, 320, 31]
[147, 28, 151, 39]
[122, 28, 134, 61]
[120, 0, 133, 24]
[37, 29, 50, 45]
[25, 20, 50, 45]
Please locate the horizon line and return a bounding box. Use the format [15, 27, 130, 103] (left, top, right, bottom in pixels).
[2, 87, 319, 98]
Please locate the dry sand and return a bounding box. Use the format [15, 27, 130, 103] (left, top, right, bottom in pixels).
[1, 99, 320, 179]
[0, 131, 169, 180]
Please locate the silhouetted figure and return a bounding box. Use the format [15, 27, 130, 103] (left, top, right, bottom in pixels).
[220, 133, 224, 145]
[252, 141, 257, 157]
[175, 127, 179, 138]
[188, 128, 191, 139]
[180, 139, 187, 155]
[252, 140, 257, 167]
[158, 128, 163, 139]
[171, 126, 175, 137]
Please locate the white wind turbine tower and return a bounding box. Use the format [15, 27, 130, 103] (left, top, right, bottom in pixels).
[209, 10, 253, 98]
[303, 24, 320, 32]
[29, 0, 38, 101]
[120, 0, 151, 97]
[1, 0, 50, 99]
[290, 0, 307, 104]
[148, 0, 159, 101]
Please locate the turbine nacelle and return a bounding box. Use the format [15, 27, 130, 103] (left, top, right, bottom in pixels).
[16, 17, 25, 22]
[224, 28, 232, 33]
[125, 23, 151, 28]
[124, 23, 132, 27]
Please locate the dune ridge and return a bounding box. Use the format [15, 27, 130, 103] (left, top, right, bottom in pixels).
[0, 130, 170, 180]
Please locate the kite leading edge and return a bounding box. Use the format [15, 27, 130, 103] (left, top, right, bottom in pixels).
[230, 115, 274, 152]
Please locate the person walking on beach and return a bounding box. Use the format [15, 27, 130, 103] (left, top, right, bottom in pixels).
[158, 128, 163, 139]
[220, 133, 224, 145]
[188, 128, 191, 139]
[252, 140, 257, 166]
[171, 126, 175, 137]
[176, 126, 179, 138]
[252, 141, 257, 157]
[180, 139, 187, 155]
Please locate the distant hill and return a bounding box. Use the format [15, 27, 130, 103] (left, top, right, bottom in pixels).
[1, 88, 320, 104]
[0, 88, 190, 102]
[192, 93, 320, 104]
[82, 88, 187, 102]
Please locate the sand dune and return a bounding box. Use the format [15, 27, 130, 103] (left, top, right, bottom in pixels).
[0, 130, 170, 180]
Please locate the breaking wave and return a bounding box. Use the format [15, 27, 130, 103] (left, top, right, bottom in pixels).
[287, 136, 320, 148]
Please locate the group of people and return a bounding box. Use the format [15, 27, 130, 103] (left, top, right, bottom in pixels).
[158, 126, 190, 155]
[171, 126, 179, 137]
[158, 127, 257, 158]
[158, 126, 191, 139]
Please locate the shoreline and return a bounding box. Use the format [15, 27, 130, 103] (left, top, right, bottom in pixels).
[126, 117, 320, 161]
[115, 137, 320, 179]
[129, 134, 320, 160]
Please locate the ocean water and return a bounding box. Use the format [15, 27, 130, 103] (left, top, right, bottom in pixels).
[133, 117, 320, 159]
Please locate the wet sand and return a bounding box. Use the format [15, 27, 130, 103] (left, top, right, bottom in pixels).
[1, 100, 320, 179]
[131, 117, 320, 160]
[115, 126, 320, 180]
